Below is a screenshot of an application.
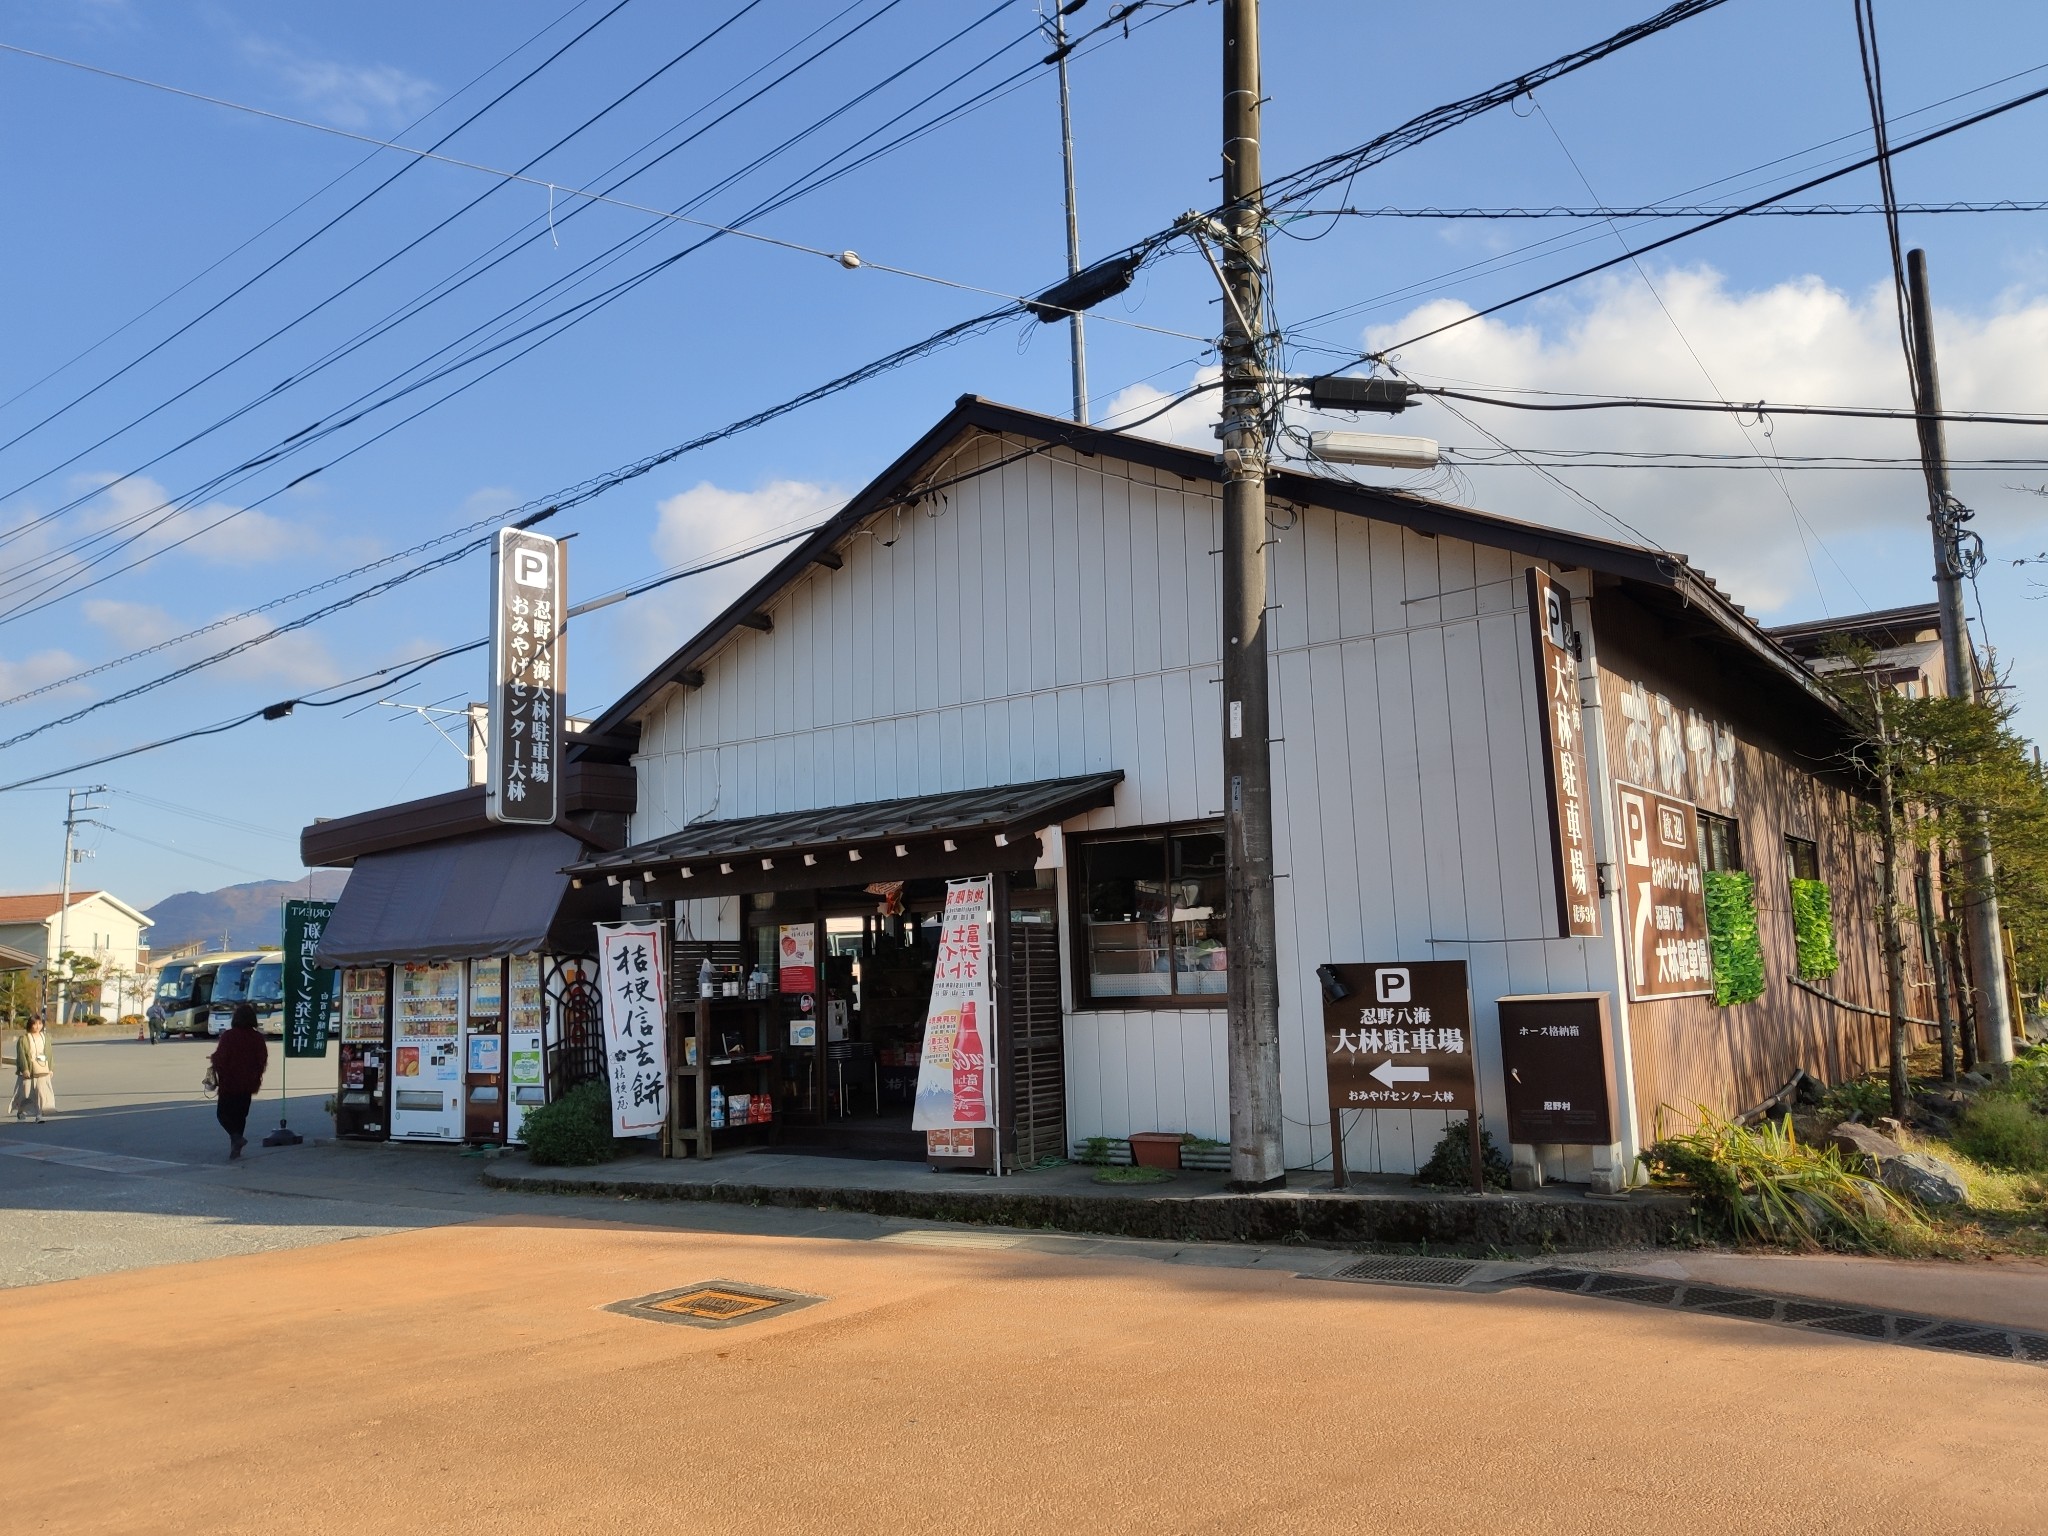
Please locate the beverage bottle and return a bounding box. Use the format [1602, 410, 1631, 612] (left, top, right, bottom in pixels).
[951, 1002, 985, 1124]
[709, 1085, 726, 1129]
[699, 959, 715, 998]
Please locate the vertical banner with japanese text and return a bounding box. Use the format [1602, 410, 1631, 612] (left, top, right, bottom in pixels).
[1615, 782, 1712, 1000]
[486, 527, 566, 826]
[597, 921, 668, 1136]
[911, 877, 995, 1131]
[282, 899, 336, 1059]
[1526, 568, 1600, 937]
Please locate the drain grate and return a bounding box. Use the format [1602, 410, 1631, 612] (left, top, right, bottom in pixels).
[1331, 1256, 1480, 1287]
[1508, 1267, 2048, 1367]
[607, 1280, 823, 1330]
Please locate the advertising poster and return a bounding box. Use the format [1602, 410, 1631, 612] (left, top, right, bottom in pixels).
[911, 877, 995, 1131]
[396, 1046, 420, 1078]
[1615, 782, 1712, 1000]
[598, 921, 669, 1137]
[468, 1034, 502, 1075]
[510, 1048, 543, 1087]
[281, 899, 337, 1059]
[777, 923, 817, 994]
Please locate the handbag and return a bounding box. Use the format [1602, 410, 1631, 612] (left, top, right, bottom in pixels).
[201, 1065, 219, 1097]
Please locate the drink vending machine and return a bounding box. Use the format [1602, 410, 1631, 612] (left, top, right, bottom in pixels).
[506, 954, 546, 1144]
[336, 967, 390, 1141]
[463, 958, 506, 1145]
[391, 960, 463, 1141]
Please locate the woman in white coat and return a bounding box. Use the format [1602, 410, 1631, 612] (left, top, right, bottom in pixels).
[12, 1015, 54, 1122]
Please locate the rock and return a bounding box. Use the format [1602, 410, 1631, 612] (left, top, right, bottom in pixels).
[1873, 1116, 1909, 1142]
[1880, 1152, 1970, 1208]
[1959, 1071, 1992, 1089]
[1827, 1121, 1904, 1168]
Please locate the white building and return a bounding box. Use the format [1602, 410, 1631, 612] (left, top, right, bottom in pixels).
[0, 889, 154, 1020]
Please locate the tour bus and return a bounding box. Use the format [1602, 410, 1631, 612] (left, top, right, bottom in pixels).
[151, 958, 200, 1019]
[161, 952, 267, 1038]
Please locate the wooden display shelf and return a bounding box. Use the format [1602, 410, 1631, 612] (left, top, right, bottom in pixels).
[668, 995, 780, 1159]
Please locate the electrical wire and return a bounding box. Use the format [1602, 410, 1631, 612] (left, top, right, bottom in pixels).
[1281, 199, 2048, 219]
[1400, 386, 2048, 427]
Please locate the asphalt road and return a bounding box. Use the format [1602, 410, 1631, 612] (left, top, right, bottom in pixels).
[6, 1041, 2047, 1533]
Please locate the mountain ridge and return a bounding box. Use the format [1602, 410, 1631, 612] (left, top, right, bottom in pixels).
[144, 872, 349, 954]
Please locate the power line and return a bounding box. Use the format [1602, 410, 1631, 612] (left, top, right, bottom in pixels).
[1401, 385, 2048, 426]
[1280, 199, 2048, 219]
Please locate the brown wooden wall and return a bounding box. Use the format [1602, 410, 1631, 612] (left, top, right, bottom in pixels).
[1592, 588, 1905, 1134]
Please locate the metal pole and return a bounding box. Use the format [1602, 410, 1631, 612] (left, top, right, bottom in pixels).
[1219, 0, 1284, 1190]
[1906, 248, 2014, 1064]
[53, 791, 76, 1026]
[1051, 4, 1088, 423]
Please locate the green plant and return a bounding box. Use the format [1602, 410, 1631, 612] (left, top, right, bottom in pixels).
[1639, 1108, 1916, 1247]
[1076, 1135, 1118, 1166]
[1414, 1119, 1510, 1190]
[1950, 1096, 2048, 1172]
[1789, 878, 1839, 980]
[1091, 1164, 1174, 1185]
[1821, 1075, 1891, 1122]
[1703, 870, 1767, 1006]
[519, 1080, 621, 1166]
[1181, 1134, 1226, 1150]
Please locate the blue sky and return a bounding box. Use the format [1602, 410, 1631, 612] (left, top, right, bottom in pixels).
[4, 0, 2048, 909]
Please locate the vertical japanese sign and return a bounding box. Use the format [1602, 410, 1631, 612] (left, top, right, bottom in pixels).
[597, 921, 668, 1136]
[486, 527, 566, 826]
[1526, 568, 1600, 937]
[776, 923, 817, 994]
[1615, 782, 1712, 1000]
[282, 899, 336, 1059]
[911, 877, 994, 1132]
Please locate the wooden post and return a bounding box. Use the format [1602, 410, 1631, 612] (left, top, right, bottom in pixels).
[1329, 1106, 1348, 1191]
[1469, 1112, 1486, 1197]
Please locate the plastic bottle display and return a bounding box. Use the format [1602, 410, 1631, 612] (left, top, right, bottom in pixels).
[709, 1084, 726, 1128]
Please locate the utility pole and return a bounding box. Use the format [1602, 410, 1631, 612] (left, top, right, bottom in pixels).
[1906, 247, 2014, 1064]
[1046, 1, 1089, 422]
[1216, 0, 1284, 1189]
[53, 785, 106, 1025]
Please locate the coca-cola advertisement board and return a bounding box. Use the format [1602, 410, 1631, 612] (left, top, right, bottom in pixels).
[911, 876, 995, 1131]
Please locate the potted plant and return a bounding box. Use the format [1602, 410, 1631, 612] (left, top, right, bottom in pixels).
[1127, 1131, 1184, 1170]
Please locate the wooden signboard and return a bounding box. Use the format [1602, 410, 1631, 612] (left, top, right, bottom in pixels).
[1614, 782, 1711, 1001]
[1496, 992, 1617, 1146]
[1321, 960, 1483, 1192]
[1526, 568, 1600, 937]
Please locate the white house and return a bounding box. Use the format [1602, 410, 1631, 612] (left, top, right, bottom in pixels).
[0, 889, 154, 1020]
[567, 396, 1899, 1187]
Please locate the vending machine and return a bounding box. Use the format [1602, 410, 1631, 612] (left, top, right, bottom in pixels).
[463, 958, 506, 1145]
[336, 967, 390, 1141]
[505, 953, 547, 1145]
[390, 960, 463, 1141]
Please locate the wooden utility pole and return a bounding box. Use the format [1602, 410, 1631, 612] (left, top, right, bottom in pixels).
[1218, 0, 1284, 1189]
[1906, 248, 2014, 1064]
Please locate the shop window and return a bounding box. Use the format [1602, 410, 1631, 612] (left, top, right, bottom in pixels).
[1073, 826, 1228, 1007]
[1785, 836, 1821, 883]
[1698, 812, 1742, 873]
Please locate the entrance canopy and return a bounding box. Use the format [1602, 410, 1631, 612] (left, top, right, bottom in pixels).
[567, 772, 1123, 902]
[316, 826, 610, 967]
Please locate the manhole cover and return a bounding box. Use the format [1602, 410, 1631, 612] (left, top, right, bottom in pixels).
[1331, 1256, 1479, 1287]
[607, 1281, 823, 1330]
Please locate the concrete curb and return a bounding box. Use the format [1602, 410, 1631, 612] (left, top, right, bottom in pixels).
[481, 1162, 1697, 1252]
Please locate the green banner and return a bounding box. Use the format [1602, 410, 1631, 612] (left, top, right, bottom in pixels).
[283, 899, 337, 1058]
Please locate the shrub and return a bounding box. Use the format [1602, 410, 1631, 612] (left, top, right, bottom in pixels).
[1703, 870, 1767, 1006]
[1950, 1096, 2048, 1173]
[1640, 1108, 1914, 1247]
[519, 1080, 621, 1166]
[1414, 1118, 1510, 1190]
[1789, 878, 1839, 980]
[1822, 1075, 1891, 1122]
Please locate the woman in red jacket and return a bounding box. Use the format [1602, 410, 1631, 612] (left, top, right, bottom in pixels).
[208, 1002, 269, 1160]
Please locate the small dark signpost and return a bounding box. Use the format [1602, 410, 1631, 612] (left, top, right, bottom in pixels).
[486, 527, 566, 827]
[1320, 960, 1484, 1193]
[1496, 992, 1617, 1146]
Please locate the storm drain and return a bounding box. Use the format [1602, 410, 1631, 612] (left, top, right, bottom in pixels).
[1513, 1266, 2048, 1367]
[606, 1281, 823, 1330]
[1331, 1256, 1482, 1287]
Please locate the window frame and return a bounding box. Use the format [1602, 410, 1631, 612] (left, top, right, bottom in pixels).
[1697, 811, 1743, 874]
[1068, 822, 1229, 1011]
[1785, 835, 1821, 884]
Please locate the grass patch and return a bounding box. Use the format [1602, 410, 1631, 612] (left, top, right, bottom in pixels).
[1090, 1165, 1175, 1186]
[1951, 1095, 2048, 1172]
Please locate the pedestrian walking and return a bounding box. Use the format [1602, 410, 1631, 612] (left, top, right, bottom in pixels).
[11, 1014, 54, 1122]
[145, 999, 167, 1044]
[207, 1001, 268, 1160]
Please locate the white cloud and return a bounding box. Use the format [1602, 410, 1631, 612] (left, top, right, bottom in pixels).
[241, 37, 436, 132]
[1100, 365, 1223, 451]
[0, 647, 87, 704]
[81, 598, 342, 690]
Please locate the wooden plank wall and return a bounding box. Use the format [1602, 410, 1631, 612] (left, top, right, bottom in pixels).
[629, 432, 1604, 1172]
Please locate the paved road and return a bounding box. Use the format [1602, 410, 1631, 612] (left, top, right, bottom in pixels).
[6, 1041, 2047, 1533]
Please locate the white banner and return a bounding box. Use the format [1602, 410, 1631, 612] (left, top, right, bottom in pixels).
[597, 922, 668, 1137]
[911, 877, 995, 1131]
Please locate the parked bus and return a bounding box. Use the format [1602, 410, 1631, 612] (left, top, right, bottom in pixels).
[161, 951, 266, 1038]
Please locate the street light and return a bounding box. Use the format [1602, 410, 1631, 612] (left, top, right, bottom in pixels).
[1307, 430, 1441, 470]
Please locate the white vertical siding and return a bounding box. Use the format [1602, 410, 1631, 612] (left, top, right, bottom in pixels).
[630, 432, 1603, 1165]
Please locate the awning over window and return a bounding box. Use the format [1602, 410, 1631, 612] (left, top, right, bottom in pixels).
[568, 771, 1123, 901]
[316, 826, 612, 967]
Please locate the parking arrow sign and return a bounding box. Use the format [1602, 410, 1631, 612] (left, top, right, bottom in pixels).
[1369, 1060, 1430, 1087]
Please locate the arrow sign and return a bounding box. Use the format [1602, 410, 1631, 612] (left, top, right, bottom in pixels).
[1369, 1060, 1430, 1087]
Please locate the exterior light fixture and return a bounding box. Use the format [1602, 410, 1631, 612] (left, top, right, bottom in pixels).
[642, 871, 657, 883]
[942, 839, 957, 852]
[803, 853, 818, 867]
[848, 849, 863, 862]
[606, 874, 620, 886]
[761, 858, 775, 871]
[1309, 430, 1440, 470]
[895, 844, 910, 857]
[994, 833, 1010, 847]
[719, 862, 733, 875]
[679, 867, 693, 879]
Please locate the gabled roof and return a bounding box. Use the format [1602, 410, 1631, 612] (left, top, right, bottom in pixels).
[0, 889, 152, 929]
[576, 394, 1845, 752]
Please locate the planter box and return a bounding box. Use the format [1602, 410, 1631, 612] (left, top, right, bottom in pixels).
[1128, 1132, 1184, 1170]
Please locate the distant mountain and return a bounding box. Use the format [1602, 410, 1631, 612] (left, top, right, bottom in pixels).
[144, 872, 349, 954]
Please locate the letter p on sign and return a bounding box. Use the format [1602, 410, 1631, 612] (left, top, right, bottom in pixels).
[1374, 967, 1410, 1004]
[514, 547, 551, 588]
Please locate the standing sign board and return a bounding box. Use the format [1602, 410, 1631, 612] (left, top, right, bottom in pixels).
[282, 899, 336, 1059]
[1615, 782, 1712, 1000]
[1322, 960, 1482, 1192]
[777, 923, 817, 994]
[1525, 569, 1600, 937]
[597, 922, 668, 1137]
[912, 877, 995, 1141]
[1496, 992, 1617, 1145]
[485, 527, 566, 826]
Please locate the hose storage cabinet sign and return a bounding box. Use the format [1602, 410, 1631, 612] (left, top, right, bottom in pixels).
[486, 526, 566, 826]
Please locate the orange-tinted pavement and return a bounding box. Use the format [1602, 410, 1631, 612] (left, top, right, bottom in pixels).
[8, 1216, 2045, 1535]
